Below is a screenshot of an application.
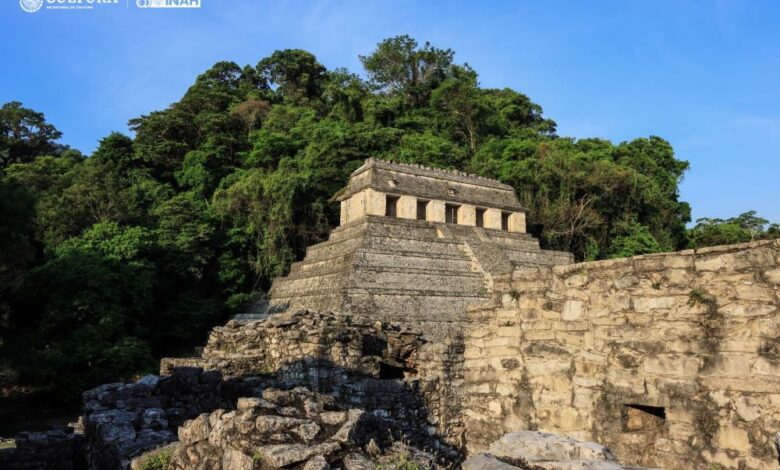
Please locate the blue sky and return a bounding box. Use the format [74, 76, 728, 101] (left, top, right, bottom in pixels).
[2, 0, 778, 222]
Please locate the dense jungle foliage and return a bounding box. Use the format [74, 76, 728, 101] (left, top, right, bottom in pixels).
[1, 36, 777, 403]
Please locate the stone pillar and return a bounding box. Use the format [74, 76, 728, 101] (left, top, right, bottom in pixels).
[364, 188, 386, 217]
[509, 212, 526, 233]
[459, 204, 477, 226]
[397, 195, 417, 220]
[340, 192, 368, 224]
[340, 199, 348, 225]
[428, 200, 446, 223]
[484, 208, 502, 230]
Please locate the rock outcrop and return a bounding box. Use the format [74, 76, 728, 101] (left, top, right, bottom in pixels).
[160, 386, 447, 470]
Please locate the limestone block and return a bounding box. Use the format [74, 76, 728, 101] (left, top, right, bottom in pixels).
[644, 355, 701, 377]
[720, 302, 776, 318]
[525, 358, 571, 376]
[562, 300, 585, 321]
[340, 200, 348, 225]
[752, 357, 780, 376]
[606, 369, 645, 395]
[714, 424, 751, 452]
[763, 268, 780, 284]
[364, 188, 385, 217]
[459, 204, 477, 226]
[695, 247, 775, 271]
[341, 192, 367, 224]
[734, 283, 775, 302]
[508, 212, 526, 233]
[662, 253, 695, 269]
[565, 273, 589, 288]
[733, 396, 762, 422]
[484, 208, 502, 230]
[488, 431, 617, 462]
[525, 330, 556, 341]
[631, 296, 677, 312]
[428, 200, 446, 223]
[634, 255, 664, 272]
[553, 321, 589, 331]
[222, 448, 253, 470]
[396, 195, 417, 220]
[462, 453, 521, 470]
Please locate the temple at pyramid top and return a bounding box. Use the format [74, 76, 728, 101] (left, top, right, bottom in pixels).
[336, 158, 527, 232]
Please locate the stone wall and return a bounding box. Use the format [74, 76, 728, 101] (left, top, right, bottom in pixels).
[81, 367, 232, 469]
[462, 240, 780, 469]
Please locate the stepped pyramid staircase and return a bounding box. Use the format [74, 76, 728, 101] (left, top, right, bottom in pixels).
[236, 215, 572, 337]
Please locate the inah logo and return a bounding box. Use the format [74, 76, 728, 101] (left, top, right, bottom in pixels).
[19, 0, 43, 13]
[137, 0, 200, 8]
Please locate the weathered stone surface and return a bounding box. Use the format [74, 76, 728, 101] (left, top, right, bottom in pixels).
[222, 447, 253, 470]
[303, 454, 330, 470]
[343, 452, 375, 470]
[171, 387, 445, 470]
[464, 240, 780, 470]
[462, 453, 524, 470]
[464, 432, 658, 470]
[488, 432, 616, 462]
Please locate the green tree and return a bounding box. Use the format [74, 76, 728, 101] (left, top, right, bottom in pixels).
[257, 50, 327, 104]
[360, 35, 454, 107]
[0, 101, 62, 172]
[688, 211, 778, 248]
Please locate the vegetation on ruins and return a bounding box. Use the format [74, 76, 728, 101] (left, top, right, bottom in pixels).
[0, 35, 777, 404]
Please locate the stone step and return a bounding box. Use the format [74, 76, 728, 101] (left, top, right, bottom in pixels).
[349, 269, 486, 292]
[352, 251, 473, 272]
[507, 249, 574, 267]
[288, 254, 353, 275]
[270, 272, 349, 297]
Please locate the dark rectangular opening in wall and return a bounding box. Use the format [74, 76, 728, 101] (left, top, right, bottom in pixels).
[379, 362, 405, 379]
[476, 208, 485, 227]
[445, 204, 459, 224]
[417, 200, 428, 221]
[623, 404, 666, 432]
[385, 195, 399, 217]
[501, 212, 510, 231]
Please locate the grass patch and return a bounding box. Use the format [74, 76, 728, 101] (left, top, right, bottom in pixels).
[140, 450, 172, 470]
[0, 440, 15, 450]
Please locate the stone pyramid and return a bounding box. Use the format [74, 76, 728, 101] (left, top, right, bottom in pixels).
[239, 158, 572, 335]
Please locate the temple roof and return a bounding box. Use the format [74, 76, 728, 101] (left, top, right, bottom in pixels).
[336, 158, 526, 212]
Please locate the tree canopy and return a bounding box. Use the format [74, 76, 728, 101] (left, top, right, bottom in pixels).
[0, 36, 773, 404]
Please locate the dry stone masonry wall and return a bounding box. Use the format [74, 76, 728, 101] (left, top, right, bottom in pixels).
[463, 239, 780, 470]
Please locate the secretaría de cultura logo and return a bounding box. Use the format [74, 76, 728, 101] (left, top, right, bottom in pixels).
[19, 0, 44, 13]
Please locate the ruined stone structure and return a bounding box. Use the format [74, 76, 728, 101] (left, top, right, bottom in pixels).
[262, 158, 573, 334]
[463, 239, 780, 470]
